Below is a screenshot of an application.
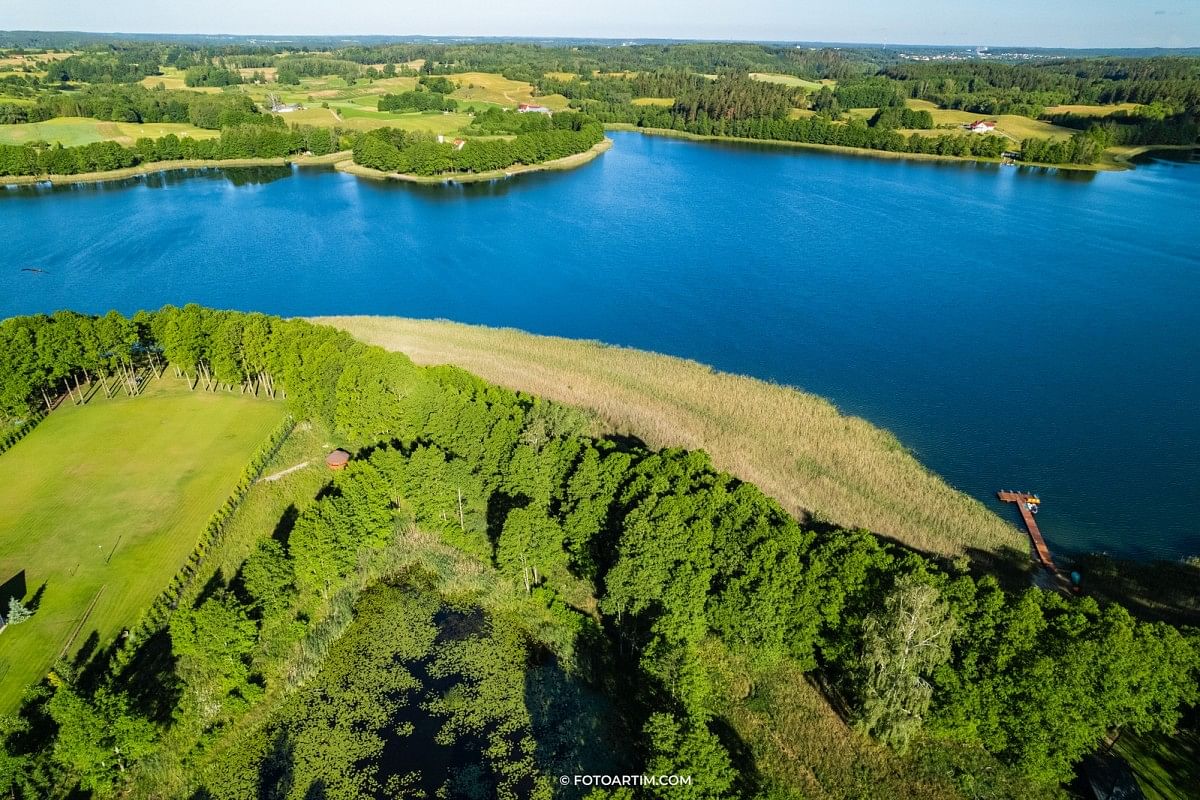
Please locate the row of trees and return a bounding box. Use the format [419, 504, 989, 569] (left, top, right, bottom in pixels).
[377, 89, 459, 113]
[353, 113, 604, 176]
[46, 47, 164, 83]
[886, 58, 1200, 116]
[869, 105, 936, 130]
[1044, 109, 1200, 147]
[0, 124, 341, 177]
[183, 64, 243, 87]
[591, 102, 1012, 158]
[2, 306, 1197, 799]
[2, 84, 262, 129]
[1021, 131, 1106, 165]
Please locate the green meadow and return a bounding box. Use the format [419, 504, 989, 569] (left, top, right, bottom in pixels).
[750, 72, 832, 90]
[0, 117, 218, 148]
[0, 379, 282, 712]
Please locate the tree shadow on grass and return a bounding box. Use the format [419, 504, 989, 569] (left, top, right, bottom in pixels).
[709, 716, 762, 798]
[113, 627, 182, 723]
[192, 568, 228, 609]
[271, 503, 300, 547]
[26, 581, 47, 611]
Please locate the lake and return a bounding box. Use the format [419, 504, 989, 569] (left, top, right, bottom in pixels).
[3, 132, 1198, 561]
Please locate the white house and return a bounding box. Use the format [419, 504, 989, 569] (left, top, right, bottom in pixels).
[968, 120, 997, 133]
[518, 103, 552, 114]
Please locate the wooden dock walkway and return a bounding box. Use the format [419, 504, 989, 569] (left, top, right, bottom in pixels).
[997, 491, 1056, 571]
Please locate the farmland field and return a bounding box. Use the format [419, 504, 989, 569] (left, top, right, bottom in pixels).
[0, 117, 218, 147]
[631, 97, 674, 106]
[0, 379, 283, 712]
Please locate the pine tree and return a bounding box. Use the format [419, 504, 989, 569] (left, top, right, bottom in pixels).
[6, 596, 31, 624]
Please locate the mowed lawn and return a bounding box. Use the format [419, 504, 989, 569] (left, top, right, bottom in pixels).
[0, 117, 218, 147]
[0, 380, 282, 712]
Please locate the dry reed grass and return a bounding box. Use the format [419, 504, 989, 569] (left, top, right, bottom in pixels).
[315, 317, 1023, 563]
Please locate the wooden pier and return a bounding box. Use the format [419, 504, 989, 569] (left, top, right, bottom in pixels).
[997, 491, 1056, 571]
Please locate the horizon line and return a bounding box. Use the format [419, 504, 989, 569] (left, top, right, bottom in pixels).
[3, 29, 1199, 51]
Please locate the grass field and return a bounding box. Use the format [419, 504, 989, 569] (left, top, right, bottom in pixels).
[138, 66, 224, 93]
[0, 117, 218, 147]
[749, 72, 831, 91]
[631, 97, 674, 106]
[447, 72, 571, 111]
[0, 379, 283, 712]
[237, 75, 482, 135]
[316, 317, 1023, 562]
[1044, 102, 1143, 117]
[904, 99, 1077, 141]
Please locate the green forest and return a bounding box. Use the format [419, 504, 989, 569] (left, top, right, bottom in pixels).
[351, 111, 604, 176]
[1, 307, 1197, 799]
[0, 123, 341, 177]
[1, 39, 1197, 171]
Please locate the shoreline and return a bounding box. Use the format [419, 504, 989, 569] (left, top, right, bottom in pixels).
[605, 123, 1195, 173]
[333, 138, 612, 184]
[315, 314, 1024, 565]
[1, 134, 1191, 189]
[0, 151, 352, 187]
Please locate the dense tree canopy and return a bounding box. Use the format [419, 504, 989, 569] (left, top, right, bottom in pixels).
[3, 307, 1195, 799]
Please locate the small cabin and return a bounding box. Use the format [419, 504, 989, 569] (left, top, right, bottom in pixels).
[325, 449, 351, 471]
[452, 138, 466, 151]
[518, 103, 552, 114]
[968, 120, 997, 133]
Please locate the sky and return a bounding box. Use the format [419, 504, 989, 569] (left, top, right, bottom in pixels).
[2, 0, 1197, 49]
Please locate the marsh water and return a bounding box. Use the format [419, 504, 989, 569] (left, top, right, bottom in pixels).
[2, 132, 1198, 561]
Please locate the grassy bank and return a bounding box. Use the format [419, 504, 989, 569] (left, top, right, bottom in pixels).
[333, 137, 612, 184]
[315, 316, 1023, 562]
[0, 150, 350, 186]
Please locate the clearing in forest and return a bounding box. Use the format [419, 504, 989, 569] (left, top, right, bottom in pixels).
[448, 71, 571, 111]
[750, 72, 831, 91]
[0, 379, 282, 713]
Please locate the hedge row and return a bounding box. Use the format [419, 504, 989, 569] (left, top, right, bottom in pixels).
[0, 413, 44, 458]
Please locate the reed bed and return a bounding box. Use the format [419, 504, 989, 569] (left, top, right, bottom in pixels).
[316, 317, 1021, 562]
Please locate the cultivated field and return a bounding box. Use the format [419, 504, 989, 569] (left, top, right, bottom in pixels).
[0, 117, 218, 147]
[631, 97, 675, 106]
[0, 380, 283, 712]
[317, 317, 1023, 561]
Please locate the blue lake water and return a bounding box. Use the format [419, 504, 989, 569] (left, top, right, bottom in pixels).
[2, 132, 1198, 561]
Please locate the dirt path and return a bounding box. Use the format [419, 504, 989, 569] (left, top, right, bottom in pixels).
[260, 461, 310, 483]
